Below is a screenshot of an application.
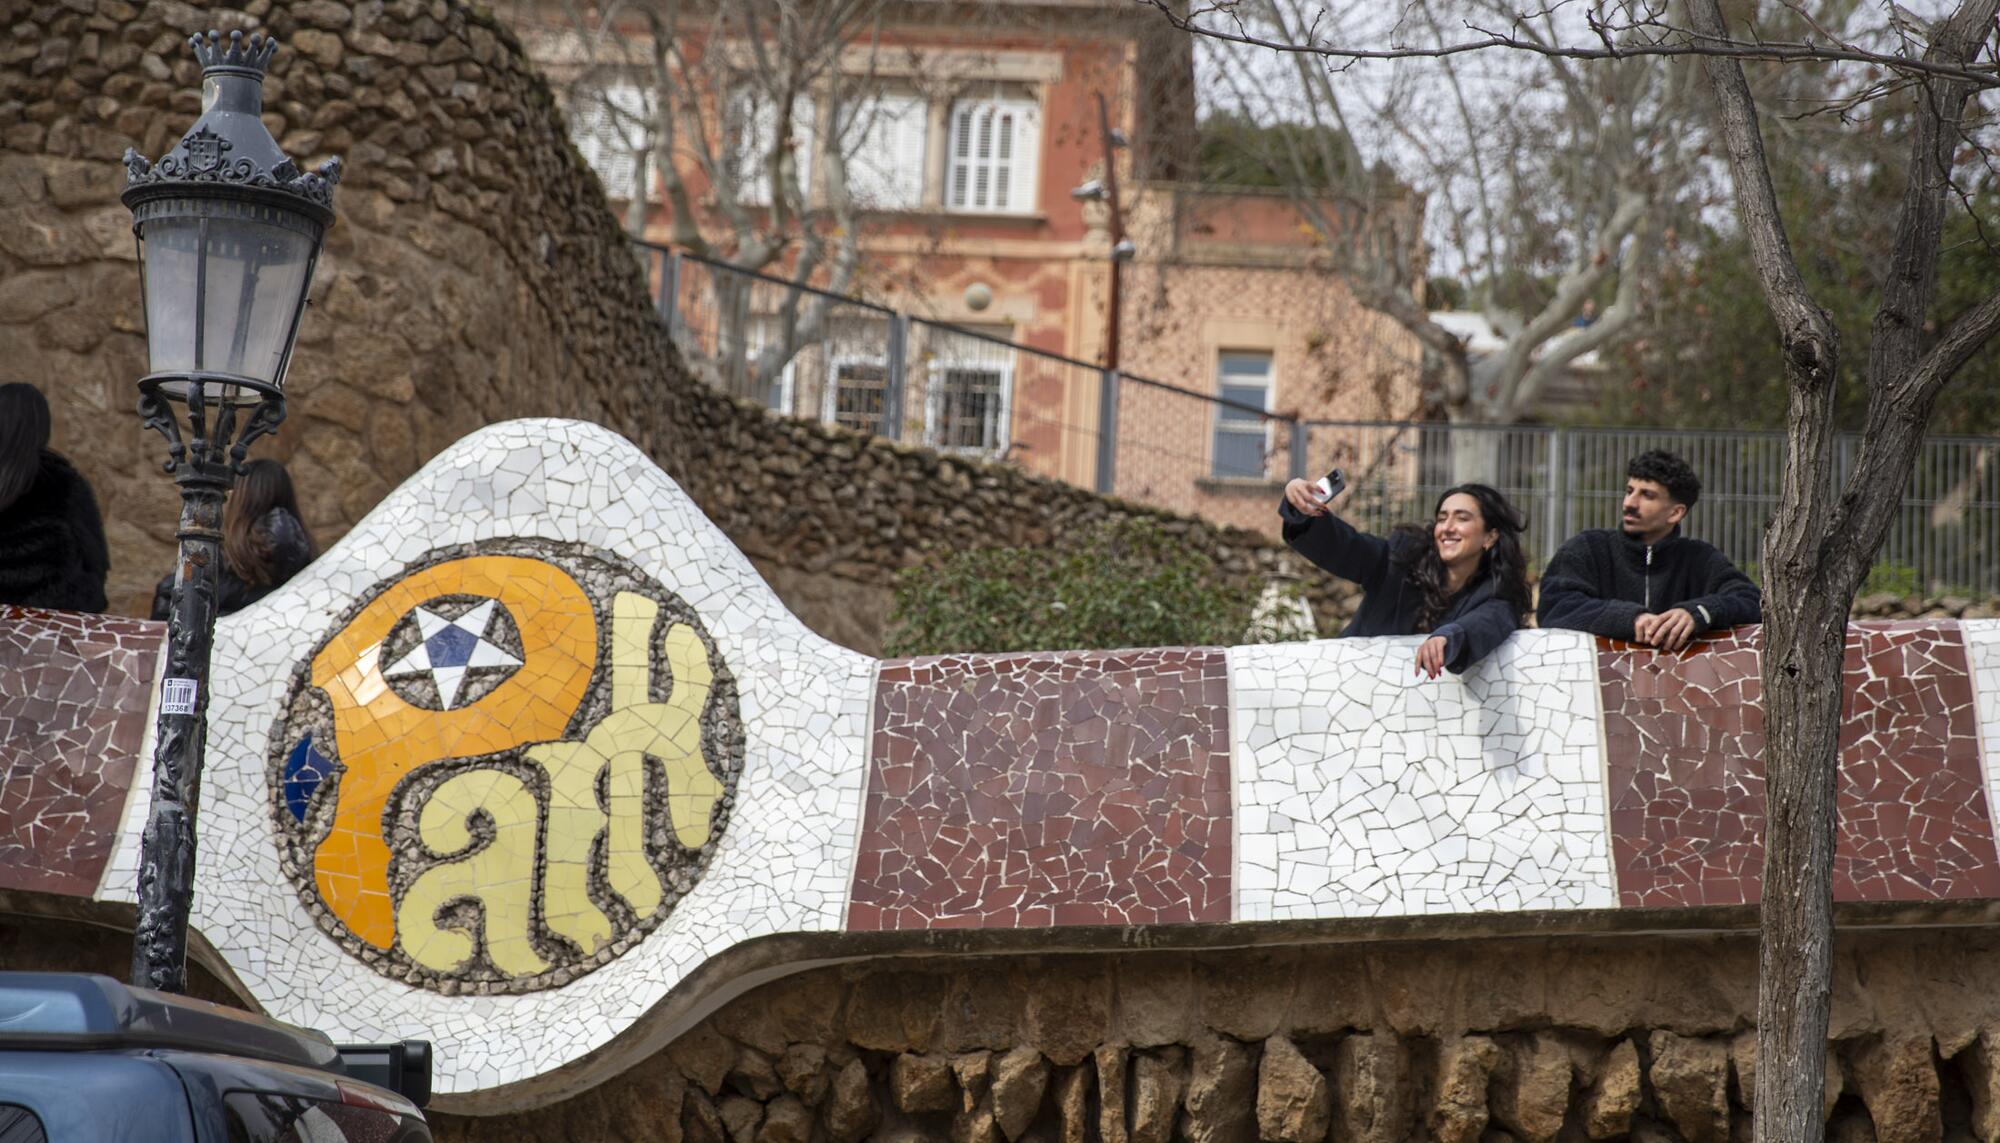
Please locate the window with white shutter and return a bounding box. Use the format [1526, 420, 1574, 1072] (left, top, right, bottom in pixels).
[946, 97, 1040, 214]
[746, 317, 799, 414]
[567, 83, 653, 203]
[729, 87, 815, 207]
[844, 92, 928, 212]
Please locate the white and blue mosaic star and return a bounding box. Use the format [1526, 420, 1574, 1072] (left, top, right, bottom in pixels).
[384, 599, 522, 709]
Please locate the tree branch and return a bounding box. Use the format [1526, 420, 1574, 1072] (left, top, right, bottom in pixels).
[1686, 0, 1841, 599]
[1143, 0, 2000, 86]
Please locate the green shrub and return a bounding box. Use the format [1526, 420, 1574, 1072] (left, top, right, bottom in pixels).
[1862, 562, 1922, 597]
[883, 518, 1266, 656]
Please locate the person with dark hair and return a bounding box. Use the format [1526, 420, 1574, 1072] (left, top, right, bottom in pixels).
[150, 458, 317, 620]
[0, 382, 110, 613]
[1279, 478, 1532, 677]
[1538, 449, 1761, 650]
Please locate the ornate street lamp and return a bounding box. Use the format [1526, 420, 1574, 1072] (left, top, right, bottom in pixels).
[121, 29, 341, 993]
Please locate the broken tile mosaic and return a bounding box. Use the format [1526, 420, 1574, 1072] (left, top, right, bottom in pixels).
[851, 649, 1233, 929]
[1230, 630, 1617, 920]
[1601, 622, 2000, 907]
[0, 606, 161, 897]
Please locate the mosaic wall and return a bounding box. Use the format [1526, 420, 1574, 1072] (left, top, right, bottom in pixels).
[92, 420, 874, 1102]
[853, 650, 1232, 930]
[12, 419, 2000, 1111]
[1602, 623, 2000, 908]
[0, 608, 161, 897]
[1229, 629, 1614, 919]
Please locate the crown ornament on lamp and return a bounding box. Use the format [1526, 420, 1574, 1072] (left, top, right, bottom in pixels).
[123, 32, 341, 212]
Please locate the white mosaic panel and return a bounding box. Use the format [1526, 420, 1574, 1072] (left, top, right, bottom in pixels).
[118, 420, 873, 1099]
[1965, 619, 2000, 841]
[1229, 630, 1618, 919]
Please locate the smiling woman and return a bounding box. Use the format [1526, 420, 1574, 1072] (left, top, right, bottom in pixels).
[1277, 479, 1533, 676]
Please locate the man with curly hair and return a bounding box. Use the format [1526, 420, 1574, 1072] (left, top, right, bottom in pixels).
[1538, 449, 1762, 651]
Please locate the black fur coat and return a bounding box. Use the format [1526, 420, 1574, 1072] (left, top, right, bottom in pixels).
[0, 451, 110, 613]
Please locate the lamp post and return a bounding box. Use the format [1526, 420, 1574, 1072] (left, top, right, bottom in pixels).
[121, 29, 341, 994]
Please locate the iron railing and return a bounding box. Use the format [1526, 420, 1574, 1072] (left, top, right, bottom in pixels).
[638, 242, 2000, 593]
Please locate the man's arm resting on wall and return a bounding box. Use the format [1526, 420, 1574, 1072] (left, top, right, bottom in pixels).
[1535, 539, 1644, 641]
[1682, 552, 1763, 631]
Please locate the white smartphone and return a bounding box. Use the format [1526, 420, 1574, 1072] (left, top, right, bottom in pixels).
[1313, 468, 1347, 503]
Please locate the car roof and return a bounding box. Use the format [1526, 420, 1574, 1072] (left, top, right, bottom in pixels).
[0, 973, 340, 1072]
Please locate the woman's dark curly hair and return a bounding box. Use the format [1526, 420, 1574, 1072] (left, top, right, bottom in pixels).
[1389, 483, 1531, 633]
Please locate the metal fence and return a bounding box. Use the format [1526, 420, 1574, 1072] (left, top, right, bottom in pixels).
[641, 243, 1299, 511]
[1304, 423, 2000, 592]
[639, 242, 2000, 594]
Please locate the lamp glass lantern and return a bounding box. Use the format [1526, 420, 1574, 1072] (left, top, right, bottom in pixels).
[132, 195, 323, 403]
[123, 29, 339, 410]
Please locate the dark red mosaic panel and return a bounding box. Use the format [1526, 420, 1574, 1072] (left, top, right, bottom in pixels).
[1602, 621, 2000, 907]
[0, 607, 163, 896]
[850, 649, 1232, 930]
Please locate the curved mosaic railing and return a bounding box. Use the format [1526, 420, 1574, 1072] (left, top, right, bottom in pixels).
[2, 419, 1998, 1110]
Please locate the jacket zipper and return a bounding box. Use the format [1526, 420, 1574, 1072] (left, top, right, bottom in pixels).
[1645, 544, 1653, 610]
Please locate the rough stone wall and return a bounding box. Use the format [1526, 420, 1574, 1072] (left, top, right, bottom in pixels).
[676, 406, 1357, 654]
[3, 0, 687, 615]
[429, 922, 2000, 1142]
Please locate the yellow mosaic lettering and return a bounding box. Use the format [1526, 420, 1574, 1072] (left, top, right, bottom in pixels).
[310, 557, 596, 950]
[398, 768, 551, 976]
[530, 593, 724, 957]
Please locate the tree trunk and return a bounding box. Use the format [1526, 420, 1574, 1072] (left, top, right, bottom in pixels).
[1752, 575, 1848, 1141]
[1444, 418, 1503, 487]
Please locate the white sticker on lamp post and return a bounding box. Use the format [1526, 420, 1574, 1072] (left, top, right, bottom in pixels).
[160, 677, 199, 716]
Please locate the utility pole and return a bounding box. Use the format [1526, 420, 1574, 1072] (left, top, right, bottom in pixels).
[1098, 92, 1126, 372]
[1074, 92, 1134, 371]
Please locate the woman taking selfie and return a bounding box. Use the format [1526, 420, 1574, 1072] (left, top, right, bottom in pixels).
[1279, 476, 1531, 677]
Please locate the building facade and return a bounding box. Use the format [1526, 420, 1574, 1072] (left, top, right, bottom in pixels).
[501, 0, 1426, 535]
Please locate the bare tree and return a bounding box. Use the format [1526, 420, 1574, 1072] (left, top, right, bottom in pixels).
[1160, 0, 2000, 1136]
[509, 0, 909, 399]
[1198, 0, 1697, 434]
[1687, 0, 1999, 1133]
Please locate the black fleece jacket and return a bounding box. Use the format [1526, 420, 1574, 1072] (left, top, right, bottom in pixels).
[1536, 526, 1761, 640]
[0, 451, 110, 613]
[1279, 498, 1522, 674]
[150, 508, 315, 621]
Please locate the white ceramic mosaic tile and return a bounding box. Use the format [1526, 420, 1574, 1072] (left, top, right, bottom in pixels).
[142, 419, 873, 1100]
[97, 637, 166, 902]
[1228, 630, 1618, 919]
[1965, 619, 2000, 842]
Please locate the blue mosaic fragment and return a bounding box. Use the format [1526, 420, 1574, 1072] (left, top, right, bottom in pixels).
[425, 623, 479, 668]
[283, 733, 331, 822]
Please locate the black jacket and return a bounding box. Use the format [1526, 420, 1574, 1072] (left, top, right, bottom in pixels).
[1279, 499, 1522, 674]
[0, 451, 110, 613]
[150, 508, 315, 621]
[1537, 526, 1761, 640]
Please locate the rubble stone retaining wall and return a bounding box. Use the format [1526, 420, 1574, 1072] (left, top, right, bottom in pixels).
[429, 916, 2000, 1143]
